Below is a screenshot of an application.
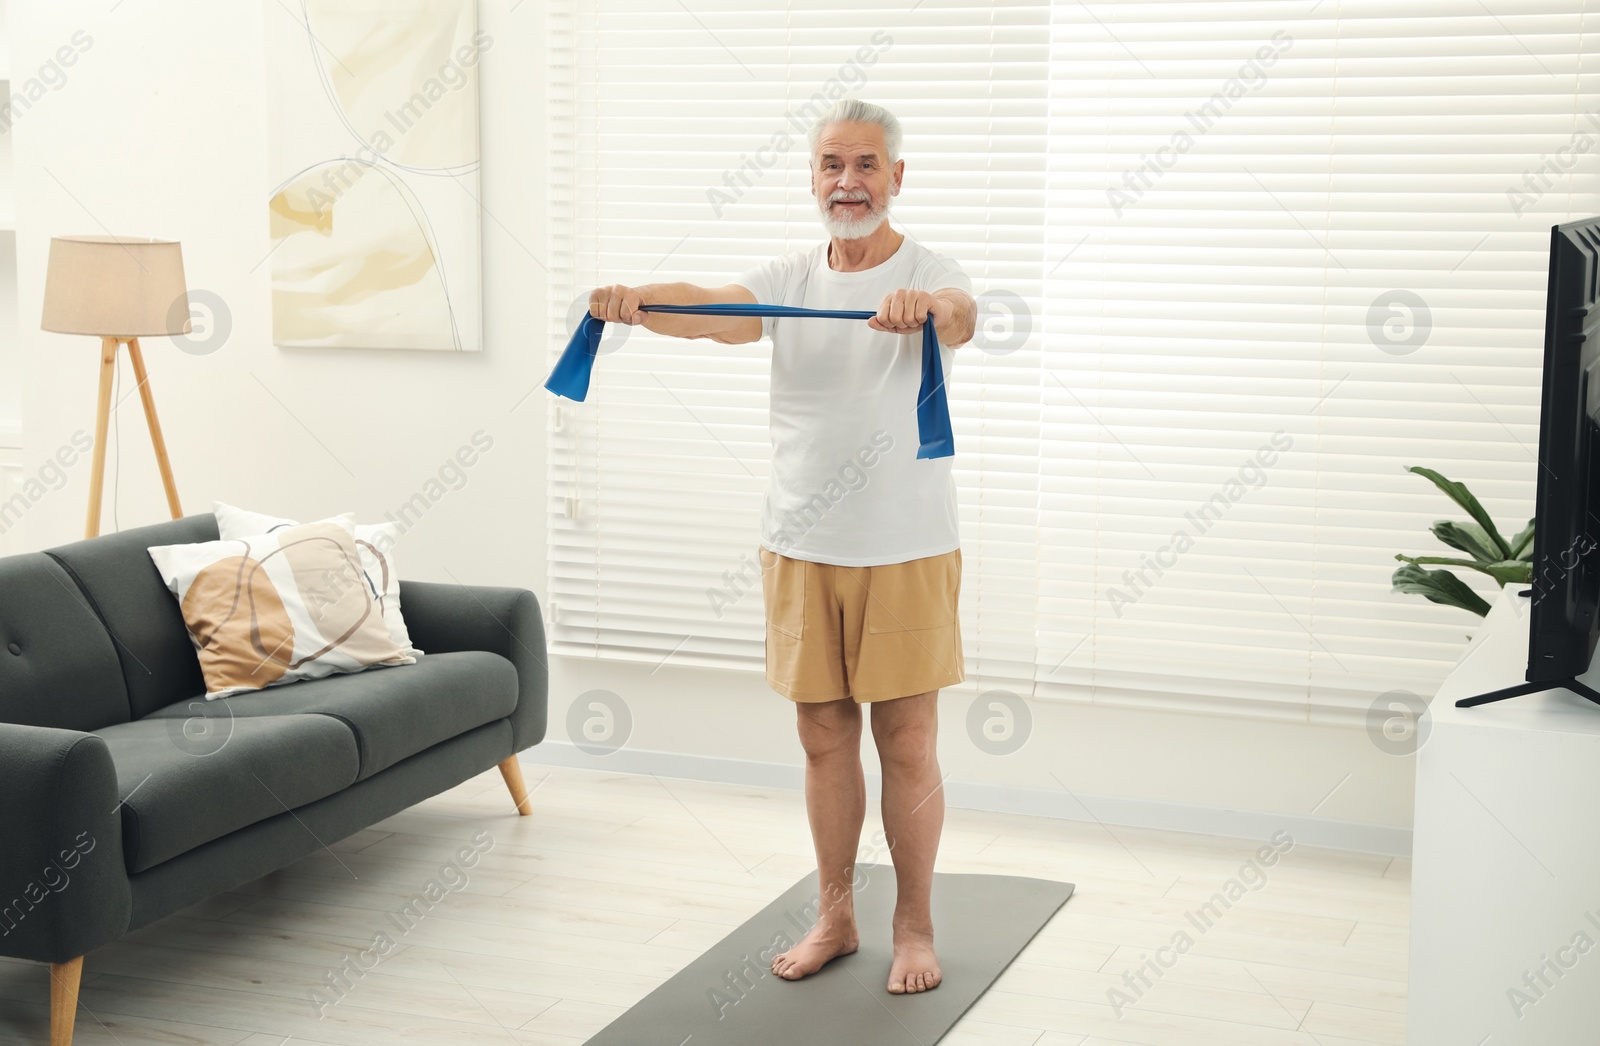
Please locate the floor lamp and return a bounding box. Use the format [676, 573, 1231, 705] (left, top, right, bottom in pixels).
[40, 235, 191, 539]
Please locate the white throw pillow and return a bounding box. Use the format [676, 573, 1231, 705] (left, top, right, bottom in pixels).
[213, 501, 423, 658]
[149, 517, 416, 699]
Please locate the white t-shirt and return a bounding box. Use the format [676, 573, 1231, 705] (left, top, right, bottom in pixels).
[734, 235, 972, 567]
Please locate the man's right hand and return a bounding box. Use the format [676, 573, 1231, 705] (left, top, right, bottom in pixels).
[584, 281, 761, 343]
[590, 284, 648, 325]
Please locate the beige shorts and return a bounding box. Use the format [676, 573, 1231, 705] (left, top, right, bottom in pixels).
[758, 545, 965, 703]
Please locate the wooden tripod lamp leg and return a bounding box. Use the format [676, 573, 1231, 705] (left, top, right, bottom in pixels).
[83, 338, 118, 539]
[49, 956, 83, 1046]
[124, 338, 183, 520]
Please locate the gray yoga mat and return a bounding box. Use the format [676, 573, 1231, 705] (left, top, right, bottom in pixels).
[582, 862, 1075, 1046]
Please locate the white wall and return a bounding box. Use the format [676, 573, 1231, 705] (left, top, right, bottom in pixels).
[9, 1, 1418, 852]
[0, 0, 20, 455]
[0, 224, 15, 444]
[12, 1, 546, 568]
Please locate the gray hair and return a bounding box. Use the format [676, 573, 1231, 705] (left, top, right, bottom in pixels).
[806, 99, 902, 168]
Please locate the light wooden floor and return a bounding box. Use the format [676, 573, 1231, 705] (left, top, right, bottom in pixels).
[0, 764, 1409, 1045]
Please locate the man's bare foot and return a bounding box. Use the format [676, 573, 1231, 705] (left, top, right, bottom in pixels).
[772, 916, 859, 980]
[888, 925, 941, 994]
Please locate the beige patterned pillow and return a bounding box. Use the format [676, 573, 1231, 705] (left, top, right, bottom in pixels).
[148, 517, 416, 699]
[211, 500, 423, 658]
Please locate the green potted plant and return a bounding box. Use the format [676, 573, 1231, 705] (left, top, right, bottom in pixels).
[1391, 466, 1533, 617]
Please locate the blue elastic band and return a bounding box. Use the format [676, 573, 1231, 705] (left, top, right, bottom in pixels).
[544, 303, 954, 460]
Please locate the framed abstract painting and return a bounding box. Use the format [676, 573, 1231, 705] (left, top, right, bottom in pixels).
[264, 0, 485, 351]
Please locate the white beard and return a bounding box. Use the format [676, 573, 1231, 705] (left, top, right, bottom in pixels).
[819, 190, 891, 240]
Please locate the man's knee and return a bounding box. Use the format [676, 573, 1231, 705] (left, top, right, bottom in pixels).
[874, 726, 935, 767]
[871, 695, 938, 765]
[797, 700, 861, 758]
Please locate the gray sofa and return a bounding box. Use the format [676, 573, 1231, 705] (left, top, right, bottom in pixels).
[0, 513, 548, 1046]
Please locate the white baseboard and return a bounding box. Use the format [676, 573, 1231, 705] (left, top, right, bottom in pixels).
[517, 740, 1412, 858]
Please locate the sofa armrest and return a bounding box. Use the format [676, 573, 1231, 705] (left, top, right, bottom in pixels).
[0, 725, 131, 963]
[398, 581, 549, 753]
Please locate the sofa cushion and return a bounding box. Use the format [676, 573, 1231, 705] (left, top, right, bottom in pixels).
[0, 552, 131, 732]
[96, 714, 359, 874]
[46, 514, 221, 719]
[141, 650, 518, 782]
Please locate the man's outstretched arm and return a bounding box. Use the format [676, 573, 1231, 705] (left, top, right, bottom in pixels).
[589, 282, 763, 344]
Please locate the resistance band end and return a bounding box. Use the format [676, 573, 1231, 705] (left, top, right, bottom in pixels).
[916, 440, 955, 460]
[543, 381, 588, 403]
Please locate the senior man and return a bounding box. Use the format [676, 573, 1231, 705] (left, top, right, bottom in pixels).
[588, 98, 976, 996]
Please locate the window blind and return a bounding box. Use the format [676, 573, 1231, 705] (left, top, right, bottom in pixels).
[545, 0, 1600, 725]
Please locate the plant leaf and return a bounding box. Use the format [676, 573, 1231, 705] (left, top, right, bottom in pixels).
[1430, 520, 1502, 563]
[1508, 518, 1535, 559]
[1485, 559, 1533, 585]
[1395, 554, 1531, 585]
[1407, 466, 1512, 559]
[1392, 562, 1493, 617]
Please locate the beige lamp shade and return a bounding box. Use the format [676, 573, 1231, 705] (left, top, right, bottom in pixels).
[41, 235, 192, 338]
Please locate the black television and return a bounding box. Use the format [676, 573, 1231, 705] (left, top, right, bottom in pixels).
[1460, 215, 1600, 708]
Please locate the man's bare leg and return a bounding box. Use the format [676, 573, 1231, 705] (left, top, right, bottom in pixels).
[870, 689, 944, 994]
[772, 696, 865, 979]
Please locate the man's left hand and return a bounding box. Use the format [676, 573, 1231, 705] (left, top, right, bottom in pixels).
[868, 289, 944, 335]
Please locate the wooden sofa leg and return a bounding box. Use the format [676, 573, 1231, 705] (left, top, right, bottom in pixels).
[49, 956, 83, 1046]
[498, 756, 534, 816]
